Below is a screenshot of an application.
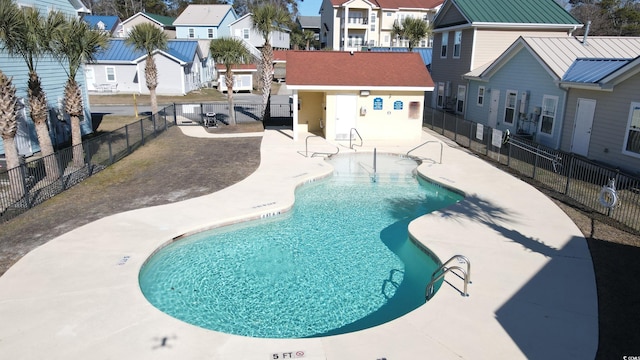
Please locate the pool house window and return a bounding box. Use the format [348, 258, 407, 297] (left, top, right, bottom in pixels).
[540, 95, 558, 135]
[504, 90, 517, 125]
[623, 102, 640, 157]
[437, 82, 445, 108]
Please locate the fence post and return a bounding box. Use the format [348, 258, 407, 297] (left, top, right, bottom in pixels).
[454, 115, 458, 142]
[533, 144, 540, 179]
[173, 103, 177, 124]
[125, 124, 131, 154]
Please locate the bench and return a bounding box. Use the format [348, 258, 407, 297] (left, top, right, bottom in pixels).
[94, 83, 118, 93]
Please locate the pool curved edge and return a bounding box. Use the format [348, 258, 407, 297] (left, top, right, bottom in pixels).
[0, 129, 598, 360]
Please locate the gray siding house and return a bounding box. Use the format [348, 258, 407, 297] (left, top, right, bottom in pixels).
[463, 36, 640, 149]
[229, 13, 291, 50]
[0, 0, 92, 157]
[429, 0, 582, 112]
[560, 57, 640, 175]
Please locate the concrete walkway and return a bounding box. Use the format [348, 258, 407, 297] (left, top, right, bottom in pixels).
[0, 127, 597, 359]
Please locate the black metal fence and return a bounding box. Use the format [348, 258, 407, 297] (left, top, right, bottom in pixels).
[0, 106, 175, 223]
[423, 107, 640, 233]
[173, 102, 293, 127]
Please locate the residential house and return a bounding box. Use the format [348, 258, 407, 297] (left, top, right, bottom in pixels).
[216, 64, 258, 93]
[0, 0, 93, 157]
[463, 36, 640, 150]
[319, 0, 443, 51]
[174, 4, 237, 40]
[229, 13, 291, 50]
[429, 0, 582, 112]
[286, 51, 433, 142]
[82, 15, 122, 37]
[120, 12, 176, 39]
[88, 39, 205, 96]
[560, 56, 640, 175]
[296, 15, 321, 49]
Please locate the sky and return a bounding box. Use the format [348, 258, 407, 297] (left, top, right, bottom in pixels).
[298, 0, 322, 16]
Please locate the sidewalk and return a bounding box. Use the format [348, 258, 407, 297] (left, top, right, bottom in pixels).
[0, 127, 597, 359]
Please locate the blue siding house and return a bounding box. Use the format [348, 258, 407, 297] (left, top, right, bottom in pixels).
[463, 36, 640, 149]
[0, 0, 92, 157]
[173, 4, 238, 40]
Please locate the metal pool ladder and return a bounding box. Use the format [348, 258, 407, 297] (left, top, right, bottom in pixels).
[425, 255, 471, 301]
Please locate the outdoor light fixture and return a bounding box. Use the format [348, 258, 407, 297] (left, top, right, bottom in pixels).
[360, 90, 370, 96]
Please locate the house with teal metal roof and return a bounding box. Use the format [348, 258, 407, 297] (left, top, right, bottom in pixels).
[0, 0, 93, 157]
[460, 35, 640, 173]
[86, 39, 207, 96]
[121, 12, 177, 39]
[429, 0, 582, 114]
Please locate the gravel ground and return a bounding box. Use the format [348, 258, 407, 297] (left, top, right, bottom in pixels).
[0, 123, 639, 358]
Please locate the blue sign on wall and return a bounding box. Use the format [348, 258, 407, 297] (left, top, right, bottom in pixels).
[394, 100, 403, 110]
[373, 97, 383, 110]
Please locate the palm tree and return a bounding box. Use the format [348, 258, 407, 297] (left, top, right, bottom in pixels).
[125, 23, 168, 118]
[251, 3, 291, 121]
[3, 7, 65, 180]
[52, 17, 110, 168]
[209, 38, 252, 126]
[302, 30, 316, 50]
[391, 17, 431, 51]
[0, 71, 24, 199]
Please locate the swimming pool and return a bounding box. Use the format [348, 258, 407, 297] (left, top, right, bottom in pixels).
[139, 153, 463, 338]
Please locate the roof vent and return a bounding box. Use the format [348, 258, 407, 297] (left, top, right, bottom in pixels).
[583, 20, 591, 46]
[350, 50, 354, 55]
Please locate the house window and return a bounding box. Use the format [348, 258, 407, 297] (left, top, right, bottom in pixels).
[384, 35, 390, 44]
[105, 67, 116, 82]
[440, 32, 448, 58]
[243, 28, 249, 39]
[623, 102, 640, 156]
[504, 90, 517, 125]
[540, 95, 558, 135]
[453, 30, 462, 58]
[477, 86, 485, 106]
[188, 28, 195, 38]
[456, 85, 466, 113]
[370, 14, 375, 31]
[208, 28, 214, 38]
[437, 82, 445, 108]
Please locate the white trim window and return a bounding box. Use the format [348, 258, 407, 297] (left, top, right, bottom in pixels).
[477, 86, 485, 106]
[440, 32, 448, 58]
[456, 85, 466, 113]
[623, 102, 640, 157]
[540, 95, 558, 135]
[370, 13, 376, 31]
[208, 28, 214, 39]
[188, 28, 195, 38]
[243, 28, 249, 39]
[453, 30, 462, 58]
[504, 90, 517, 125]
[437, 82, 445, 108]
[105, 66, 116, 82]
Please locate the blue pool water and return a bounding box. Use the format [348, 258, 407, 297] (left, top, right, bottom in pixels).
[139, 153, 462, 338]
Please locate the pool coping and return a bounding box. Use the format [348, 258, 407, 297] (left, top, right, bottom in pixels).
[0, 127, 598, 359]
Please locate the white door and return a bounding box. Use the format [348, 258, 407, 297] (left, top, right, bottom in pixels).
[571, 98, 596, 157]
[84, 68, 95, 91]
[335, 95, 357, 140]
[488, 89, 500, 128]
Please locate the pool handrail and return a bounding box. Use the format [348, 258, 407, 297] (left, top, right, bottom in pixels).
[425, 254, 471, 300]
[300, 135, 340, 158]
[350, 128, 363, 149]
[407, 141, 443, 164]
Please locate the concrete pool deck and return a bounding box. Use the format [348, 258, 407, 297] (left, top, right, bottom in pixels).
[0, 127, 597, 359]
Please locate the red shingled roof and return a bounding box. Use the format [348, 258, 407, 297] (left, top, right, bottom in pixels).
[286, 51, 433, 88]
